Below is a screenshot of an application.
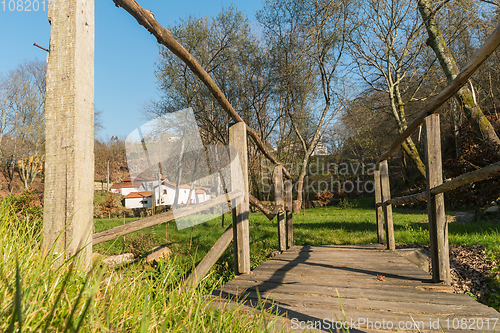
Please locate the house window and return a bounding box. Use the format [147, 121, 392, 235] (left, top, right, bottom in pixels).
[163, 189, 167, 194]
[140, 200, 148, 204]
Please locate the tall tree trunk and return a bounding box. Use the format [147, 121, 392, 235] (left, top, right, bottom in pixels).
[390, 86, 427, 177]
[417, 0, 500, 147]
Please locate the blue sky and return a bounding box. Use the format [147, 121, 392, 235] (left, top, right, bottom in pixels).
[0, 1, 263, 140]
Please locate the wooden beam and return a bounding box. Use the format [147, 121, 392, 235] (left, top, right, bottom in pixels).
[377, 23, 500, 165]
[229, 122, 251, 275]
[185, 224, 233, 288]
[380, 160, 395, 251]
[43, 0, 94, 268]
[431, 161, 500, 195]
[93, 190, 242, 245]
[274, 165, 286, 252]
[249, 194, 277, 220]
[285, 180, 293, 249]
[374, 169, 384, 244]
[386, 191, 427, 206]
[424, 114, 450, 284]
[379, 160, 500, 207]
[111, 0, 291, 179]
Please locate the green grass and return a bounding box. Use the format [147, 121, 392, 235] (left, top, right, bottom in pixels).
[3, 192, 500, 331]
[0, 195, 283, 332]
[94, 197, 500, 288]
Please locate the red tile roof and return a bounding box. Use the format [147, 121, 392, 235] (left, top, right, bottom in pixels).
[123, 175, 165, 182]
[110, 182, 142, 189]
[124, 191, 152, 199]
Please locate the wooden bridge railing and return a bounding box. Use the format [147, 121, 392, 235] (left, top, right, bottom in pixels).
[94, 0, 300, 287]
[374, 23, 500, 285]
[94, 121, 294, 288]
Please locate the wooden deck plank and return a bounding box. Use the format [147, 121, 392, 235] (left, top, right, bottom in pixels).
[210, 245, 499, 332]
[212, 289, 489, 317]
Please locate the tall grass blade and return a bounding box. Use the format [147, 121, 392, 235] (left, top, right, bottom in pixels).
[62, 266, 94, 333]
[6, 260, 23, 333]
[40, 263, 75, 333]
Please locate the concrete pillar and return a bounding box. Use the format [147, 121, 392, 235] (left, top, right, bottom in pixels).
[43, 0, 94, 268]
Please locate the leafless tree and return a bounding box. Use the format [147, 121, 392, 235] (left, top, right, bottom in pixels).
[0, 59, 46, 190]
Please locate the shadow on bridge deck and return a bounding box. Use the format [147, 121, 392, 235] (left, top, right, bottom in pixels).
[208, 244, 499, 332]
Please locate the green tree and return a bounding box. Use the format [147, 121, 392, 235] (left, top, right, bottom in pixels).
[417, 0, 500, 147]
[258, 0, 352, 210]
[348, 0, 432, 177]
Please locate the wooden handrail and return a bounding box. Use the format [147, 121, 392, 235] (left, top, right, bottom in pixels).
[111, 0, 291, 179]
[93, 190, 242, 245]
[377, 23, 500, 166]
[249, 194, 283, 220]
[378, 160, 500, 207]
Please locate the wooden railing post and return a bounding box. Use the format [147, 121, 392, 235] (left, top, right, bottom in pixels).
[274, 164, 286, 252]
[374, 168, 385, 244]
[229, 122, 251, 274]
[285, 180, 293, 248]
[44, 0, 94, 269]
[424, 114, 450, 284]
[380, 160, 395, 250]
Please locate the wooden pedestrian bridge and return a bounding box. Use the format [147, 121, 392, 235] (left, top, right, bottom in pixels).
[91, 9, 500, 332]
[209, 244, 499, 332]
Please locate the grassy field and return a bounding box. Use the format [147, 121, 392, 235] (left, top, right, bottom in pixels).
[94, 197, 500, 288]
[0, 195, 283, 332]
[3, 193, 500, 331]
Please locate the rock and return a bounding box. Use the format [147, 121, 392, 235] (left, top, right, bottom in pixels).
[146, 245, 172, 264]
[396, 248, 430, 273]
[484, 202, 500, 213]
[102, 253, 135, 268]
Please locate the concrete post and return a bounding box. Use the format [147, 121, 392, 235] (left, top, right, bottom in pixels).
[43, 0, 95, 268]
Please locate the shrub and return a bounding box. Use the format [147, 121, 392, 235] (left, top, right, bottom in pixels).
[317, 190, 335, 205]
[4, 191, 43, 237]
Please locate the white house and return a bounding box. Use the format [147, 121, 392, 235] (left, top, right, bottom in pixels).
[153, 181, 211, 206]
[111, 175, 211, 208]
[124, 191, 153, 208]
[110, 175, 162, 195]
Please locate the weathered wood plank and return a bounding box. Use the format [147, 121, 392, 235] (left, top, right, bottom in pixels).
[185, 224, 233, 288]
[285, 180, 293, 248]
[44, 0, 94, 268]
[93, 190, 241, 245]
[380, 160, 395, 250]
[212, 244, 498, 333]
[208, 293, 498, 333]
[229, 122, 251, 274]
[285, 244, 385, 252]
[425, 114, 450, 284]
[232, 273, 445, 290]
[212, 289, 484, 317]
[374, 169, 384, 244]
[274, 164, 286, 252]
